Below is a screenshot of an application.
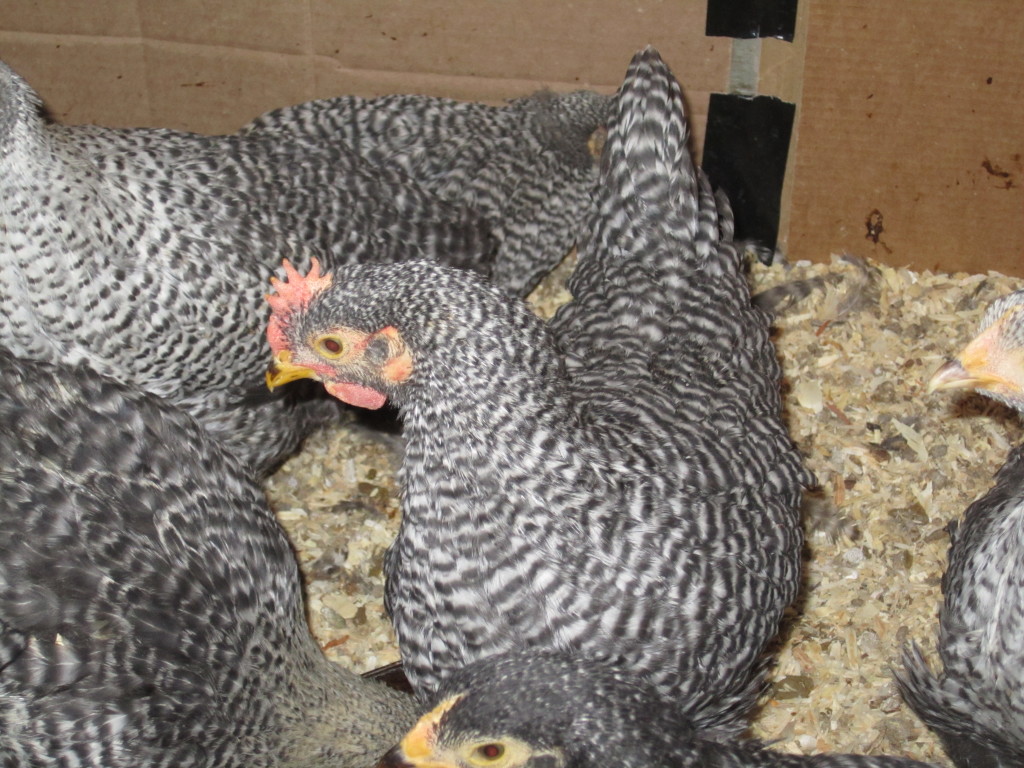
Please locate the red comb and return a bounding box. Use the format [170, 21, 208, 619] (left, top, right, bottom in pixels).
[265, 257, 333, 353]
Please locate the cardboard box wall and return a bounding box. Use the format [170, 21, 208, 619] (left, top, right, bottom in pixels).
[1, 0, 1021, 276]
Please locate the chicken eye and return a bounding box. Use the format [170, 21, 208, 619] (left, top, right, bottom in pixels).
[317, 337, 345, 357]
[473, 743, 505, 761]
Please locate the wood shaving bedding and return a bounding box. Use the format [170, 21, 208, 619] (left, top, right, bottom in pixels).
[266, 252, 1024, 765]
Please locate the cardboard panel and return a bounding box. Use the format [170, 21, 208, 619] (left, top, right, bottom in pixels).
[0, 0, 140, 38]
[0, 36, 313, 133]
[0, 34, 152, 127]
[786, 0, 1024, 276]
[0, 1, 727, 153]
[308, 0, 727, 89]
[137, 0, 311, 55]
[141, 44, 314, 133]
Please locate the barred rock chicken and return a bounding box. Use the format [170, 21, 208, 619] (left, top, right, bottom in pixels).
[0, 347, 415, 767]
[0, 59, 605, 475]
[265, 47, 810, 733]
[897, 290, 1024, 767]
[927, 289, 1024, 412]
[244, 89, 611, 295]
[380, 651, 937, 768]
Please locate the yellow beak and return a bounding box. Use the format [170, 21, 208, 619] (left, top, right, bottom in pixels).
[928, 313, 1021, 396]
[927, 358, 983, 394]
[266, 350, 318, 391]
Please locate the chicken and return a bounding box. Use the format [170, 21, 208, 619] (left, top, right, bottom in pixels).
[896, 291, 1024, 767]
[0, 347, 415, 767]
[243, 88, 611, 295]
[264, 47, 811, 733]
[0, 59, 602, 475]
[927, 289, 1024, 412]
[378, 650, 937, 768]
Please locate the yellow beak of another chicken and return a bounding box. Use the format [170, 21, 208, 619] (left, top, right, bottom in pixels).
[927, 313, 1024, 398]
[926, 358, 996, 394]
[266, 350, 318, 391]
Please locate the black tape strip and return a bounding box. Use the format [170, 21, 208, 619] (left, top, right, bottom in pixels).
[701, 93, 795, 251]
[705, 0, 797, 41]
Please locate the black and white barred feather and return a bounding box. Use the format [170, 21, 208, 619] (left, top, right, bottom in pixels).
[897, 443, 1024, 767]
[271, 47, 810, 734]
[0, 348, 414, 767]
[895, 292, 1024, 767]
[383, 650, 937, 768]
[0, 59, 487, 475]
[244, 89, 611, 295]
[0, 59, 603, 474]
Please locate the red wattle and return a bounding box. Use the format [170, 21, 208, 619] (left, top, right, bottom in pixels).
[324, 381, 387, 410]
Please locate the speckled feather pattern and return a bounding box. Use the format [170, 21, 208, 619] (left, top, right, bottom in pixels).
[389, 49, 810, 730]
[418, 651, 936, 768]
[977, 291, 1024, 346]
[244, 89, 611, 295]
[898, 442, 1024, 767]
[0, 60, 603, 474]
[274, 48, 811, 733]
[0, 349, 415, 767]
